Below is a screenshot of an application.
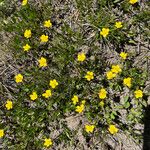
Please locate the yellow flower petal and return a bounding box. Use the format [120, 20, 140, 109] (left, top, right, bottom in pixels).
[44, 138, 52, 147]
[108, 125, 118, 134]
[15, 74, 23, 83]
[24, 29, 31, 38]
[0, 129, 4, 138]
[100, 28, 110, 38]
[49, 79, 58, 89]
[44, 20, 52, 28]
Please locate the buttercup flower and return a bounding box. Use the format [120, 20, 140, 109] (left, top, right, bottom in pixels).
[44, 20, 52, 28]
[106, 71, 116, 80]
[23, 44, 31, 52]
[49, 79, 58, 89]
[129, 0, 138, 4]
[30, 92, 38, 101]
[5, 100, 13, 110]
[40, 35, 48, 42]
[77, 53, 86, 62]
[71, 95, 79, 105]
[38, 57, 47, 67]
[22, 0, 28, 6]
[120, 52, 127, 60]
[99, 88, 107, 99]
[15, 74, 23, 83]
[85, 125, 95, 133]
[44, 138, 53, 147]
[24, 29, 31, 38]
[42, 90, 52, 98]
[108, 125, 118, 134]
[75, 104, 84, 113]
[81, 100, 86, 105]
[134, 89, 143, 98]
[111, 65, 122, 74]
[100, 28, 110, 38]
[0, 129, 4, 138]
[115, 22, 123, 29]
[123, 77, 132, 88]
[85, 71, 94, 81]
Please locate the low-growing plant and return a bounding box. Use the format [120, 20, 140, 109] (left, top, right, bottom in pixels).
[0, 0, 149, 149]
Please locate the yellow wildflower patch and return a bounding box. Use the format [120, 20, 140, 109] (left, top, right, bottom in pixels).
[15, 74, 23, 83]
[40, 34, 49, 42]
[100, 28, 110, 38]
[42, 90, 52, 98]
[22, 0, 28, 6]
[123, 77, 132, 88]
[134, 89, 143, 98]
[85, 71, 94, 81]
[44, 138, 52, 147]
[106, 71, 116, 80]
[44, 20, 52, 28]
[30, 92, 38, 101]
[24, 29, 31, 38]
[0, 129, 4, 138]
[108, 125, 118, 134]
[49, 79, 58, 89]
[75, 104, 84, 113]
[23, 44, 31, 52]
[77, 53, 86, 62]
[71, 95, 79, 105]
[115, 22, 123, 29]
[129, 0, 138, 4]
[111, 65, 122, 74]
[5, 100, 13, 110]
[85, 125, 95, 133]
[99, 88, 107, 99]
[120, 52, 127, 60]
[38, 57, 47, 67]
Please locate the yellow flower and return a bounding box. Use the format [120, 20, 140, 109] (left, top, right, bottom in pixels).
[44, 20, 52, 28]
[77, 53, 86, 62]
[85, 71, 94, 81]
[75, 104, 84, 113]
[23, 44, 31, 52]
[22, 0, 28, 6]
[71, 95, 79, 105]
[0, 129, 4, 138]
[38, 57, 47, 67]
[123, 77, 132, 88]
[100, 28, 110, 38]
[99, 88, 107, 99]
[129, 0, 138, 4]
[106, 71, 116, 80]
[85, 125, 95, 133]
[120, 52, 127, 60]
[5, 100, 13, 110]
[134, 90, 143, 98]
[108, 125, 118, 134]
[81, 100, 86, 105]
[30, 92, 38, 101]
[111, 65, 122, 74]
[44, 138, 53, 147]
[24, 29, 31, 38]
[15, 74, 23, 83]
[49, 79, 58, 89]
[40, 35, 48, 42]
[42, 90, 52, 98]
[115, 22, 123, 29]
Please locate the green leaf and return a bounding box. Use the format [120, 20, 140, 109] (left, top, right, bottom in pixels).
[124, 102, 130, 109]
